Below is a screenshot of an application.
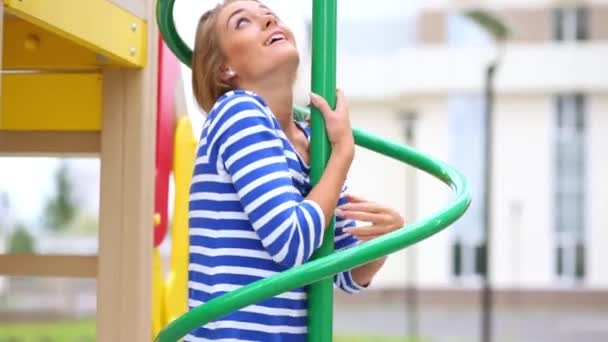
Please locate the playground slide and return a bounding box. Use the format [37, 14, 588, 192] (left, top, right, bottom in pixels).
[154, 0, 472, 341]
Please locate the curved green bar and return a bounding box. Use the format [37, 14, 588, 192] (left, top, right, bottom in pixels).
[155, 126, 471, 342]
[156, 0, 192, 67]
[155, 1, 471, 341]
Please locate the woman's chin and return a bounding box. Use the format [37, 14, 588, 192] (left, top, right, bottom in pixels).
[267, 47, 300, 70]
[268, 42, 298, 57]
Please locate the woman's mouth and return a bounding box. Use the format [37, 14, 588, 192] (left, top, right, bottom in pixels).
[265, 32, 287, 46]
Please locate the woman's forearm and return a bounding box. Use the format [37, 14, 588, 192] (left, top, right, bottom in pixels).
[351, 256, 387, 287]
[305, 148, 353, 228]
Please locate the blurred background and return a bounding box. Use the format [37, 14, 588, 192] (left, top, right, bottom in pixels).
[1, 0, 607, 341]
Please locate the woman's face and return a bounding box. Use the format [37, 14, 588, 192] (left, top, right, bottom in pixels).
[216, 1, 299, 85]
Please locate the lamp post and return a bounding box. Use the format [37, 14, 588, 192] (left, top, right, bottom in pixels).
[401, 113, 419, 339]
[463, 10, 510, 342]
[481, 58, 497, 342]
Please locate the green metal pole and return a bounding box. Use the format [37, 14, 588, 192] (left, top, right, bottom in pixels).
[308, 0, 338, 341]
[154, 2, 472, 342]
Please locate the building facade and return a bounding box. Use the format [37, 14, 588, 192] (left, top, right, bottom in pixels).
[333, 0, 608, 292]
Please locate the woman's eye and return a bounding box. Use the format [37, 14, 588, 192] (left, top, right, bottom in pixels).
[236, 17, 250, 29]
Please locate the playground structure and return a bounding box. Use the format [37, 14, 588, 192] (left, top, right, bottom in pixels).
[0, 1, 470, 341]
[1, 0, 192, 340]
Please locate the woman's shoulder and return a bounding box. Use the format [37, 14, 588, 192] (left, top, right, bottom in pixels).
[203, 90, 275, 139]
[208, 89, 268, 117]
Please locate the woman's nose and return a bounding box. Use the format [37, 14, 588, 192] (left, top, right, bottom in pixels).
[263, 15, 276, 29]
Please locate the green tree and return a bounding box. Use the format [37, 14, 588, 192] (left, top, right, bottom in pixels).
[43, 161, 78, 232]
[8, 223, 35, 254]
[70, 213, 99, 235]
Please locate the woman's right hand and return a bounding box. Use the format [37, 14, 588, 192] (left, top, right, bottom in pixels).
[310, 89, 355, 160]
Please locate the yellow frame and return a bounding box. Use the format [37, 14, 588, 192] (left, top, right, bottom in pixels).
[3, 16, 101, 69]
[4, 0, 147, 68]
[1, 73, 103, 131]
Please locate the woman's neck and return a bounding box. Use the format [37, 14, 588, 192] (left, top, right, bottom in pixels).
[238, 77, 297, 136]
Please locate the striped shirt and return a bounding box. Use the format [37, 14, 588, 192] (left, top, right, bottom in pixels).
[187, 90, 364, 342]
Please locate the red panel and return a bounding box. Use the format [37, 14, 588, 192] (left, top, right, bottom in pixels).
[154, 34, 180, 247]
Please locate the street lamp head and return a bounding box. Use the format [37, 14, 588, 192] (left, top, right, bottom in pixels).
[464, 9, 511, 42]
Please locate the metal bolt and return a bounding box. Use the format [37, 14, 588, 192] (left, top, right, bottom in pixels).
[131, 23, 137, 32]
[24, 34, 40, 52]
[130, 47, 136, 56]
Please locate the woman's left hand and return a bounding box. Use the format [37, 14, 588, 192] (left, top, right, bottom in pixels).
[336, 194, 406, 241]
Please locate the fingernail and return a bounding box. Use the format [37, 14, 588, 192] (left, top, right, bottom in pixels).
[335, 208, 344, 216]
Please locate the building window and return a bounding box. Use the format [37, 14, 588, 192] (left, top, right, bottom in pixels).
[552, 7, 589, 41]
[554, 94, 586, 282]
[448, 96, 486, 283]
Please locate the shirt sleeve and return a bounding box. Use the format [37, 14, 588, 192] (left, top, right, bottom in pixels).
[215, 95, 325, 268]
[333, 185, 367, 294]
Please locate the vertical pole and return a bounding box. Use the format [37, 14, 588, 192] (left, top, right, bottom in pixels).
[402, 114, 419, 339]
[98, 2, 157, 340]
[481, 62, 496, 342]
[308, 0, 338, 341]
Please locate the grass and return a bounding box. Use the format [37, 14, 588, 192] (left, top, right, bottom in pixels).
[0, 320, 423, 341]
[0, 320, 95, 342]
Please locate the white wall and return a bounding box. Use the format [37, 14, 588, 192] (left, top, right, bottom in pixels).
[587, 95, 608, 288]
[349, 94, 608, 290]
[492, 96, 553, 288]
[410, 98, 452, 288]
[348, 106, 410, 288]
[352, 93, 607, 290]
[347, 98, 453, 288]
[340, 44, 608, 100]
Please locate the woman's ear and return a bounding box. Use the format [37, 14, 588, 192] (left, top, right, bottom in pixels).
[219, 65, 236, 82]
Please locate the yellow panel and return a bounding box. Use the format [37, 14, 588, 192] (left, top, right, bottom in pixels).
[152, 248, 166, 338]
[4, 0, 147, 68]
[1, 73, 102, 131]
[3, 16, 102, 69]
[164, 117, 197, 325]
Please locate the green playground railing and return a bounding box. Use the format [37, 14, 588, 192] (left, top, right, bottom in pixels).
[155, 1, 472, 341]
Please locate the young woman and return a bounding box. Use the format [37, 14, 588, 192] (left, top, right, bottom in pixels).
[188, 1, 405, 340]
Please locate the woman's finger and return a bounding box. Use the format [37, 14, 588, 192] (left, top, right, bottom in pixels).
[344, 226, 375, 237]
[336, 209, 389, 224]
[344, 225, 392, 237]
[335, 88, 347, 113]
[340, 201, 384, 213]
[310, 92, 332, 117]
[344, 193, 366, 204]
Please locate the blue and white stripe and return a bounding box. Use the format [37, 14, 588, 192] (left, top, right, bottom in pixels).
[187, 90, 365, 342]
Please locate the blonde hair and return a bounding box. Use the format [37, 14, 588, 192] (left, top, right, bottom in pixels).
[192, 0, 258, 112]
